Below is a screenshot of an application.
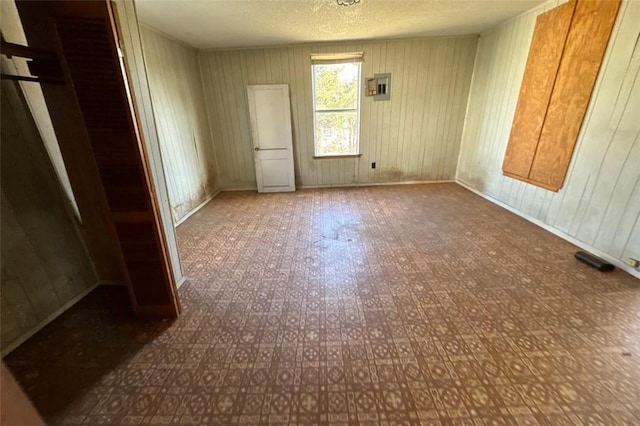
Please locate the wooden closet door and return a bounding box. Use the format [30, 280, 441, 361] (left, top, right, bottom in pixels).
[528, 0, 621, 190]
[502, 0, 576, 179]
[16, 1, 180, 318]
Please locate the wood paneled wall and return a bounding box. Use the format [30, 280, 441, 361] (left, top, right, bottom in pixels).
[457, 0, 640, 275]
[140, 26, 219, 221]
[198, 36, 478, 189]
[1, 81, 97, 354]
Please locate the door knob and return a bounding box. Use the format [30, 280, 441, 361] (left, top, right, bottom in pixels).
[254, 147, 260, 151]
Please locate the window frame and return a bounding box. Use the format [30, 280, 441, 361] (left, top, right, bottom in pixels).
[311, 60, 362, 158]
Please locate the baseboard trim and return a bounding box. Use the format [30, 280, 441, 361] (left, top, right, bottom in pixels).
[218, 180, 456, 192]
[173, 190, 221, 228]
[299, 180, 455, 189]
[1, 282, 100, 357]
[176, 275, 188, 289]
[456, 180, 640, 279]
[220, 187, 258, 192]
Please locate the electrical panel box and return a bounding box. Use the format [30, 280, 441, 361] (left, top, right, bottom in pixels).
[365, 73, 391, 101]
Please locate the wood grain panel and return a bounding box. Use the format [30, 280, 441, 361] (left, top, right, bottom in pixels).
[502, 0, 576, 178]
[529, 0, 621, 190]
[16, 1, 180, 318]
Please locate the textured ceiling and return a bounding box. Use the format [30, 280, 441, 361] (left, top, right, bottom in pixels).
[136, 0, 546, 50]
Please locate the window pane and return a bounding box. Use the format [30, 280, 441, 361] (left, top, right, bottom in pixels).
[314, 63, 358, 110]
[315, 111, 358, 156]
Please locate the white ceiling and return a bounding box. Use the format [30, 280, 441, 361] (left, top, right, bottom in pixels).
[136, 0, 546, 50]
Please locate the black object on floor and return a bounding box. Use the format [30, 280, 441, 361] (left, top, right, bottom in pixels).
[575, 251, 615, 271]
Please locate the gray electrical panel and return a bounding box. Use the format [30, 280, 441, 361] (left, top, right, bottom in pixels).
[365, 73, 391, 101]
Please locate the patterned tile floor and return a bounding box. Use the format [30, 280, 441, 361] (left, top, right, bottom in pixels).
[5, 183, 640, 425]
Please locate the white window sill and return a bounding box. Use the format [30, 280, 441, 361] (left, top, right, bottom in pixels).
[313, 154, 362, 159]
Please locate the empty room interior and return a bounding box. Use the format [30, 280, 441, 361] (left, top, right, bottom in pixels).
[1, 0, 640, 424]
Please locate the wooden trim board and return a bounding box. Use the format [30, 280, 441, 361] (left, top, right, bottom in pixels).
[503, 171, 559, 192]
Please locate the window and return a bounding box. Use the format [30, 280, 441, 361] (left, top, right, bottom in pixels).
[311, 53, 362, 157]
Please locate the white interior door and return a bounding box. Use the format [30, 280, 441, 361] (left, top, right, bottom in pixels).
[247, 84, 296, 193]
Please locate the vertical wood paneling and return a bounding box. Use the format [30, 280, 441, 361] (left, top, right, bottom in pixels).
[198, 36, 478, 188]
[140, 26, 218, 222]
[457, 0, 640, 272]
[1, 81, 96, 353]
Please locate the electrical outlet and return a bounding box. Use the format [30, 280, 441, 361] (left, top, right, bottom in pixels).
[371, 162, 376, 169]
[625, 258, 640, 269]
